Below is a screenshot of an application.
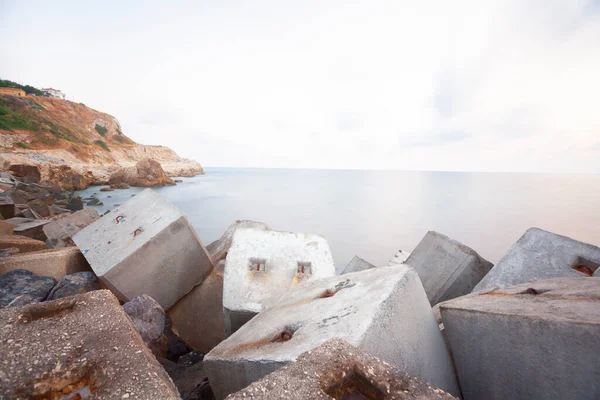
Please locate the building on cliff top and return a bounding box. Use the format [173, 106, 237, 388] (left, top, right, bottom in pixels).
[41, 87, 66, 99]
[0, 87, 26, 97]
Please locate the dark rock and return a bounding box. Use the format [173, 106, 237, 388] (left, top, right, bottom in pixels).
[174, 179, 183, 183]
[182, 379, 215, 400]
[178, 351, 204, 366]
[66, 195, 84, 211]
[100, 187, 114, 192]
[0, 196, 16, 219]
[0, 269, 56, 308]
[164, 315, 193, 361]
[26, 199, 52, 218]
[123, 294, 168, 358]
[86, 198, 103, 206]
[159, 357, 213, 400]
[46, 271, 100, 300]
[110, 182, 131, 189]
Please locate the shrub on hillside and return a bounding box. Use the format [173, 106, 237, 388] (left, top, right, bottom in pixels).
[15, 142, 29, 149]
[94, 124, 108, 136]
[95, 139, 110, 151]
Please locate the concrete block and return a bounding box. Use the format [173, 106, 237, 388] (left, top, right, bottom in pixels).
[205, 266, 460, 399]
[223, 228, 336, 335]
[73, 188, 214, 309]
[4, 217, 50, 241]
[385, 249, 411, 267]
[43, 208, 99, 248]
[229, 338, 456, 399]
[206, 220, 270, 263]
[0, 195, 16, 219]
[441, 277, 600, 400]
[167, 268, 226, 354]
[0, 290, 180, 399]
[0, 234, 46, 253]
[0, 247, 91, 281]
[406, 231, 493, 305]
[341, 255, 376, 274]
[0, 220, 14, 235]
[473, 227, 600, 291]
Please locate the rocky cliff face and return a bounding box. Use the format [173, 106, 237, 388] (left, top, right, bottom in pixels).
[0, 95, 203, 186]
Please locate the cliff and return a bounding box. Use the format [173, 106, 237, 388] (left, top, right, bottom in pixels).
[0, 95, 203, 184]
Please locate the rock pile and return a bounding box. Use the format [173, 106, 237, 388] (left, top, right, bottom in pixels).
[0, 181, 598, 400]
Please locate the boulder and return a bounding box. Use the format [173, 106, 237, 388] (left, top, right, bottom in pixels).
[0, 269, 56, 308]
[228, 339, 456, 400]
[0, 247, 91, 281]
[110, 182, 131, 189]
[341, 255, 376, 274]
[123, 294, 168, 358]
[100, 186, 114, 191]
[66, 194, 84, 211]
[8, 164, 41, 183]
[206, 220, 270, 264]
[109, 158, 175, 187]
[205, 266, 460, 399]
[43, 207, 99, 248]
[441, 277, 600, 400]
[167, 269, 225, 354]
[73, 189, 214, 309]
[0, 195, 16, 219]
[0, 290, 181, 399]
[223, 228, 336, 335]
[0, 234, 46, 253]
[405, 231, 493, 305]
[46, 271, 100, 300]
[474, 227, 600, 291]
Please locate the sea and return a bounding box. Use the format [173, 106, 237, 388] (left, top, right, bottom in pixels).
[78, 167, 600, 270]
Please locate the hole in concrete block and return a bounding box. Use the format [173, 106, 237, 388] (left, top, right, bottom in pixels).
[297, 261, 312, 277]
[570, 257, 599, 277]
[248, 258, 266, 272]
[320, 288, 338, 298]
[322, 365, 385, 400]
[272, 325, 298, 343]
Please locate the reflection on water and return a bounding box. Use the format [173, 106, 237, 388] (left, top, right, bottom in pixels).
[77, 168, 600, 269]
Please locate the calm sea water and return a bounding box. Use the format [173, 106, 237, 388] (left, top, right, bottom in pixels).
[78, 168, 600, 270]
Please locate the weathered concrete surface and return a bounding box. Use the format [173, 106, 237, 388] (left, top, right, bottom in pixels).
[0, 290, 180, 399]
[441, 277, 600, 400]
[124, 294, 168, 358]
[205, 266, 459, 399]
[4, 217, 50, 241]
[0, 247, 91, 281]
[0, 220, 14, 235]
[473, 227, 600, 291]
[0, 234, 46, 253]
[385, 249, 411, 267]
[406, 231, 493, 305]
[43, 207, 99, 248]
[47, 271, 100, 300]
[168, 268, 225, 354]
[73, 188, 214, 309]
[207, 220, 270, 264]
[228, 339, 456, 399]
[341, 255, 376, 275]
[0, 269, 56, 308]
[223, 228, 336, 335]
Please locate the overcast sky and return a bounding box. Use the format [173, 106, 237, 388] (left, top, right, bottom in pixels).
[1, 1, 599, 173]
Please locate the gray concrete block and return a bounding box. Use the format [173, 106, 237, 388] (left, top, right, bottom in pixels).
[43, 208, 99, 248]
[441, 277, 600, 400]
[205, 265, 460, 399]
[228, 338, 456, 399]
[473, 227, 600, 292]
[341, 255, 376, 274]
[406, 231, 493, 305]
[4, 217, 50, 241]
[385, 249, 411, 267]
[73, 188, 214, 310]
[206, 220, 270, 264]
[223, 228, 335, 335]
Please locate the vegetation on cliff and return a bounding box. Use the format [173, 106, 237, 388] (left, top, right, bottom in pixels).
[0, 79, 45, 96]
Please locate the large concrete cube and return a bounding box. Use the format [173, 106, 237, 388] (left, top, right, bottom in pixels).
[206, 265, 460, 399]
[73, 188, 213, 309]
[341, 255, 376, 275]
[228, 338, 456, 399]
[0, 290, 180, 399]
[406, 231, 493, 305]
[473, 227, 600, 291]
[223, 228, 336, 335]
[441, 277, 600, 400]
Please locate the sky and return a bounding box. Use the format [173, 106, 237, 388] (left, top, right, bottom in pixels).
[1, 0, 599, 173]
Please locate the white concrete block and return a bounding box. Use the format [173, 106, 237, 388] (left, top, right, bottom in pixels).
[73, 188, 213, 309]
[223, 228, 335, 335]
[206, 265, 460, 399]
